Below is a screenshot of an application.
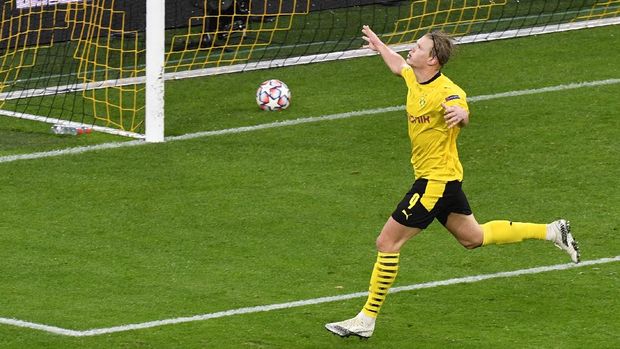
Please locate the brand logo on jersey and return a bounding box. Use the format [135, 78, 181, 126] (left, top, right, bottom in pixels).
[419, 96, 426, 108]
[409, 114, 430, 124]
[445, 95, 460, 101]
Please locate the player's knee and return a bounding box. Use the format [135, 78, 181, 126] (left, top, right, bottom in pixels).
[456, 227, 484, 249]
[375, 235, 390, 251]
[461, 238, 482, 249]
[460, 233, 483, 249]
[376, 235, 399, 253]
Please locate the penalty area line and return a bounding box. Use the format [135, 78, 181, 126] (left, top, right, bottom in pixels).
[1, 255, 618, 337]
[0, 78, 619, 164]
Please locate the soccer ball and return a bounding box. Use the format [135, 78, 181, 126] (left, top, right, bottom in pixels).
[256, 79, 291, 111]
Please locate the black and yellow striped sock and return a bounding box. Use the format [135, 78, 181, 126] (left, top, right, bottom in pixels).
[362, 252, 400, 318]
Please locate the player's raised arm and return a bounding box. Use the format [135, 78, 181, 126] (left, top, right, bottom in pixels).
[362, 25, 408, 76]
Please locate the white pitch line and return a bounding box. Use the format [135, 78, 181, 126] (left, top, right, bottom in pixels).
[1, 77, 619, 165]
[1, 256, 618, 337]
[468, 79, 620, 102]
[0, 318, 82, 337]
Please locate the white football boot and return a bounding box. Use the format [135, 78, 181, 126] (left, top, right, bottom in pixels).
[549, 219, 580, 263]
[325, 312, 375, 339]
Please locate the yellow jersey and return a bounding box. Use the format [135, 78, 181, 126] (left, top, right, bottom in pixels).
[401, 66, 469, 181]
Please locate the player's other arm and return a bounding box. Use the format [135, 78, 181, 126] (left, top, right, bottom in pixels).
[362, 25, 408, 76]
[442, 102, 469, 128]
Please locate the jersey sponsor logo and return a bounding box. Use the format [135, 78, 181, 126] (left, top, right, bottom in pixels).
[445, 94, 460, 101]
[409, 114, 431, 124]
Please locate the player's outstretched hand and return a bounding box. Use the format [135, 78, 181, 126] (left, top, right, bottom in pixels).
[362, 25, 383, 51]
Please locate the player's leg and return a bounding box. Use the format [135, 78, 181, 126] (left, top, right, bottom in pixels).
[442, 212, 484, 249]
[365, 217, 421, 316]
[445, 214, 580, 263]
[439, 182, 580, 262]
[376, 216, 422, 252]
[325, 218, 421, 338]
[325, 179, 435, 339]
[444, 212, 549, 247]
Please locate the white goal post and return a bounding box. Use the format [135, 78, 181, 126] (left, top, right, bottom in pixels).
[145, 0, 165, 143]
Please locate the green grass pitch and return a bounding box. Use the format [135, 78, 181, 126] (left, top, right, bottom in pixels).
[0, 26, 618, 348]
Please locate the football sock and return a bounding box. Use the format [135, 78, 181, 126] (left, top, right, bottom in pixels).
[362, 252, 400, 318]
[482, 220, 547, 246]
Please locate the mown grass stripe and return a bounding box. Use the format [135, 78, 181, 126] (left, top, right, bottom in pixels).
[1, 256, 617, 336]
[1, 78, 618, 165]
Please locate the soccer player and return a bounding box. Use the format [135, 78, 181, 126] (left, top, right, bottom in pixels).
[324, 25, 581, 339]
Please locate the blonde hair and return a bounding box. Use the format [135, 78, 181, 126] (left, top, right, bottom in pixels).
[427, 31, 456, 67]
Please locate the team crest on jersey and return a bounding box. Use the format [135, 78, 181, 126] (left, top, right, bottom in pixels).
[445, 95, 460, 101]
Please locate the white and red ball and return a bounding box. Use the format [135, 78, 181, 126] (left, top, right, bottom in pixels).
[256, 79, 291, 111]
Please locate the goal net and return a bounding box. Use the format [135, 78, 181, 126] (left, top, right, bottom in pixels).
[1, 0, 618, 141]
